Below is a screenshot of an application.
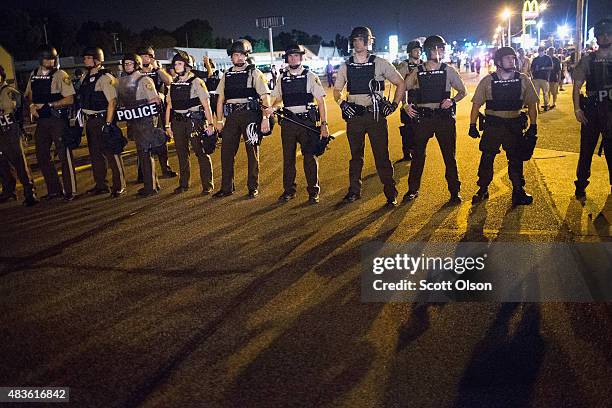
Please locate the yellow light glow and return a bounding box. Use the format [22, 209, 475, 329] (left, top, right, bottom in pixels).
[501, 9, 511, 19]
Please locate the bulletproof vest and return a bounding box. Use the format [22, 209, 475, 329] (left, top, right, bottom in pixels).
[224, 65, 259, 100]
[205, 75, 220, 93]
[0, 87, 15, 127]
[142, 69, 164, 93]
[30, 68, 63, 104]
[79, 69, 110, 111]
[585, 53, 612, 95]
[347, 55, 384, 95]
[486, 71, 523, 111]
[415, 63, 450, 104]
[404, 59, 421, 76]
[280, 68, 313, 107]
[170, 76, 201, 111]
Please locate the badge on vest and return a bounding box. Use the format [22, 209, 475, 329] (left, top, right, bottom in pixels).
[116, 103, 159, 121]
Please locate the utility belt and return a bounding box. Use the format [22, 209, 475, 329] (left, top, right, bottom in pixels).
[415, 106, 454, 119]
[482, 111, 529, 131]
[291, 105, 320, 122]
[116, 103, 160, 122]
[37, 105, 68, 120]
[172, 109, 204, 122]
[223, 99, 260, 117]
[82, 111, 106, 120]
[0, 113, 16, 130]
[580, 94, 611, 112]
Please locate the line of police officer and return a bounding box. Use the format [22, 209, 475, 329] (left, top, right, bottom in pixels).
[2, 18, 610, 209]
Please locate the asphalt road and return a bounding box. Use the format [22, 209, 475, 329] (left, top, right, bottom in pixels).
[1, 71, 611, 407]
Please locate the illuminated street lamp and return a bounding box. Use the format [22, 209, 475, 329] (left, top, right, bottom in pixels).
[496, 25, 504, 46]
[536, 20, 544, 45]
[557, 24, 570, 45]
[501, 8, 512, 46]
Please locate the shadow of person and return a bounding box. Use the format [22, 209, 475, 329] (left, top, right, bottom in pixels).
[593, 193, 612, 239]
[395, 204, 462, 350]
[452, 298, 546, 407]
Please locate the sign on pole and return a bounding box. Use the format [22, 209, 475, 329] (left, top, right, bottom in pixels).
[256, 16, 285, 68]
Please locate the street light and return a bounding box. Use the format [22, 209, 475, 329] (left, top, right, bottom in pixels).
[501, 8, 512, 47]
[496, 25, 504, 46]
[536, 20, 544, 45]
[557, 24, 570, 45]
[540, 3, 548, 11]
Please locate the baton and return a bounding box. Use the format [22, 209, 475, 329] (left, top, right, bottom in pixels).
[263, 106, 335, 140]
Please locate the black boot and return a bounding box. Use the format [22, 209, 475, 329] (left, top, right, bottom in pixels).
[512, 189, 533, 206]
[472, 188, 489, 204]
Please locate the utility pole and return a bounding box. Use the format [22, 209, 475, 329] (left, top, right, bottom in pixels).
[576, 0, 584, 64]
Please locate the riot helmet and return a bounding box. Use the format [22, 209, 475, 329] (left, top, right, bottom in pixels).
[227, 39, 253, 56]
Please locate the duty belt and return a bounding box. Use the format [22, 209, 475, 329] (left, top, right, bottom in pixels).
[83, 111, 106, 120]
[172, 110, 204, 121]
[223, 102, 258, 117]
[415, 107, 453, 118]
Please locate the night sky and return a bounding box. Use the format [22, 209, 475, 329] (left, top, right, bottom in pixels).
[14, 0, 609, 45]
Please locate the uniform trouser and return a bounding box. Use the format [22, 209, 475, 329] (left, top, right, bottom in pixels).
[281, 120, 319, 195]
[575, 111, 612, 190]
[476, 119, 525, 190]
[35, 117, 76, 196]
[0, 123, 35, 197]
[172, 118, 213, 191]
[408, 114, 460, 194]
[128, 119, 159, 193]
[86, 116, 126, 192]
[533, 79, 550, 107]
[346, 114, 397, 199]
[220, 110, 259, 193]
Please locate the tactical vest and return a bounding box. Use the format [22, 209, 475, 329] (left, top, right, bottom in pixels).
[170, 76, 201, 111]
[30, 68, 63, 104]
[347, 55, 384, 95]
[585, 53, 612, 96]
[79, 69, 110, 111]
[415, 63, 450, 104]
[224, 65, 259, 100]
[280, 68, 313, 107]
[142, 69, 164, 92]
[486, 71, 523, 111]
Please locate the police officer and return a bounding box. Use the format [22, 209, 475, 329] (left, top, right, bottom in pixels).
[469, 47, 539, 206]
[137, 46, 177, 180]
[213, 39, 271, 198]
[404, 35, 467, 204]
[267, 43, 329, 204]
[80, 47, 126, 197]
[573, 18, 612, 200]
[0, 65, 38, 206]
[333, 26, 406, 206]
[25, 44, 77, 200]
[116, 53, 162, 196]
[397, 40, 423, 162]
[164, 50, 216, 195]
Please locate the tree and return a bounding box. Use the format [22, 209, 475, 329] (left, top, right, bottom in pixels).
[252, 39, 268, 53]
[140, 27, 177, 49]
[173, 19, 214, 48]
[335, 34, 349, 56]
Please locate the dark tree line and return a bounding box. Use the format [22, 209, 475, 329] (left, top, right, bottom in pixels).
[0, 9, 349, 60]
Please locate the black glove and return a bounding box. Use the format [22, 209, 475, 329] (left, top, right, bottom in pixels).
[340, 100, 357, 119]
[468, 123, 480, 139]
[525, 124, 537, 138]
[381, 101, 398, 117]
[102, 123, 112, 137]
